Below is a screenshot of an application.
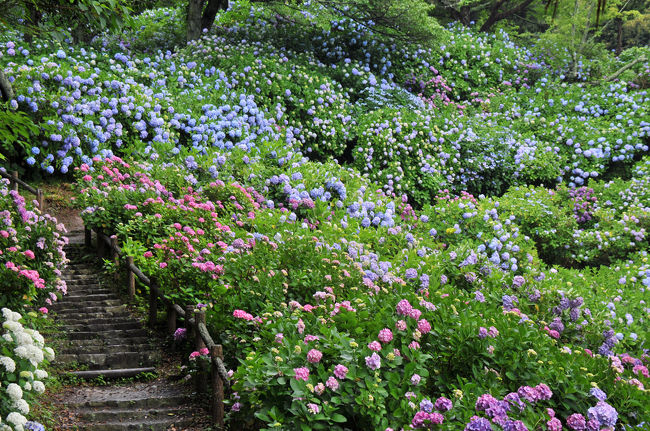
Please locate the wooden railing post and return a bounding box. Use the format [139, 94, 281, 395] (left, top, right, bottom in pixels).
[194, 310, 206, 350]
[110, 235, 119, 283]
[84, 228, 92, 248]
[185, 305, 195, 339]
[97, 228, 105, 259]
[167, 306, 177, 335]
[36, 188, 45, 211]
[211, 345, 225, 429]
[11, 171, 18, 192]
[126, 256, 135, 300]
[195, 309, 208, 393]
[148, 279, 158, 328]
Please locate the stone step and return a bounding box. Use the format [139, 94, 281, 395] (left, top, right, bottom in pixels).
[65, 328, 149, 341]
[53, 311, 133, 321]
[65, 417, 196, 431]
[56, 351, 160, 369]
[61, 321, 143, 333]
[57, 343, 156, 356]
[61, 289, 115, 296]
[64, 384, 192, 409]
[53, 305, 127, 315]
[56, 298, 122, 308]
[68, 367, 156, 380]
[56, 316, 139, 326]
[54, 336, 152, 348]
[74, 406, 186, 422]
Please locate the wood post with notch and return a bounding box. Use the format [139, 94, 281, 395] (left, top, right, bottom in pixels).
[211, 344, 225, 429]
[126, 256, 135, 300]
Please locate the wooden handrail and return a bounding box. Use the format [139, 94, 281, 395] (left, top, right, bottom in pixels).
[0, 169, 45, 210]
[88, 227, 230, 427]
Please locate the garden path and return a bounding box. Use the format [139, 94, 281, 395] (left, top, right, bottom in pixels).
[42, 224, 209, 430]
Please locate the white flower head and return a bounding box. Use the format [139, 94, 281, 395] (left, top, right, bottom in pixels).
[0, 356, 15, 373]
[6, 411, 27, 426]
[2, 321, 22, 334]
[6, 383, 22, 401]
[2, 308, 21, 322]
[2, 334, 12, 342]
[43, 347, 55, 361]
[34, 369, 47, 379]
[12, 399, 29, 415]
[23, 382, 31, 392]
[32, 381, 45, 394]
[15, 333, 33, 346]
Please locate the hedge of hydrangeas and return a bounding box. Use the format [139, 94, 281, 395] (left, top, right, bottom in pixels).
[3, 2, 650, 430]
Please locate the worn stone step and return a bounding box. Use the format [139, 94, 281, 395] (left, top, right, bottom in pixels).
[68, 367, 157, 380]
[58, 343, 156, 356]
[66, 417, 196, 431]
[56, 351, 160, 369]
[53, 311, 133, 321]
[74, 406, 186, 422]
[62, 321, 143, 333]
[56, 316, 139, 326]
[66, 327, 149, 339]
[52, 305, 127, 315]
[54, 336, 152, 348]
[64, 383, 192, 409]
[56, 298, 122, 308]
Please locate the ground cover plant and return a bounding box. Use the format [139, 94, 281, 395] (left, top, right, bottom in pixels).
[1, 1, 650, 430]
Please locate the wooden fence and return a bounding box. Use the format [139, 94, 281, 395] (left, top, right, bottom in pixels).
[0, 169, 45, 210]
[87, 227, 229, 429]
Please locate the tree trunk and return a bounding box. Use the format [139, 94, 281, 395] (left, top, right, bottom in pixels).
[480, 0, 537, 32]
[616, 17, 623, 55]
[0, 69, 14, 102]
[186, 0, 204, 42]
[201, 0, 229, 32]
[24, 3, 41, 44]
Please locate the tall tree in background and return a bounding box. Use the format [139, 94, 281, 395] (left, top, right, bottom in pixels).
[186, 0, 228, 41]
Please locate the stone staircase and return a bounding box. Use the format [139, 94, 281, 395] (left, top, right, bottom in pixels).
[49, 234, 207, 430]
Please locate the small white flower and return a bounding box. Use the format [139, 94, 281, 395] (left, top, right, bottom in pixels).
[15, 333, 33, 346]
[2, 334, 12, 342]
[6, 411, 27, 426]
[34, 369, 47, 379]
[43, 347, 55, 361]
[23, 382, 31, 391]
[32, 381, 45, 394]
[12, 399, 29, 415]
[2, 321, 22, 333]
[6, 383, 22, 401]
[0, 356, 15, 373]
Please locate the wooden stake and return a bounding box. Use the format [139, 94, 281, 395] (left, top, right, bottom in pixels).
[127, 256, 135, 300]
[211, 345, 225, 429]
[85, 228, 92, 247]
[11, 171, 18, 192]
[111, 236, 119, 283]
[97, 228, 105, 258]
[36, 189, 45, 211]
[167, 306, 177, 335]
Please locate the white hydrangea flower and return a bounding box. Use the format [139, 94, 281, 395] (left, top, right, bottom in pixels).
[15, 333, 33, 346]
[19, 371, 32, 380]
[22, 382, 31, 392]
[31, 331, 45, 347]
[32, 381, 45, 394]
[12, 399, 29, 415]
[1, 308, 22, 322]
[2, 334, 12, 342]
[34, 369, 47, 379]
[6, 383, 22, 401]
[13, 346, 27, 360]
[6, 412, 26, 426]
[2, 321, 22, 333]
[43, 347, 55, 361]
[0, 356, 15, 373]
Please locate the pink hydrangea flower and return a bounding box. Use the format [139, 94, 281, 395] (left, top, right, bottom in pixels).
[368, 341, 382, 351]
[378, 328, 393, 343]
[294, 367, 310, 381]
[396, 320, 407, 331]
[333, 364, 348, 379]
[365, 352, 381, 370]
[326, 376, 339, 390]
[307, 349, 323, 364]
[396, 299, 413, 316]
[417, 319, 431, 334]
